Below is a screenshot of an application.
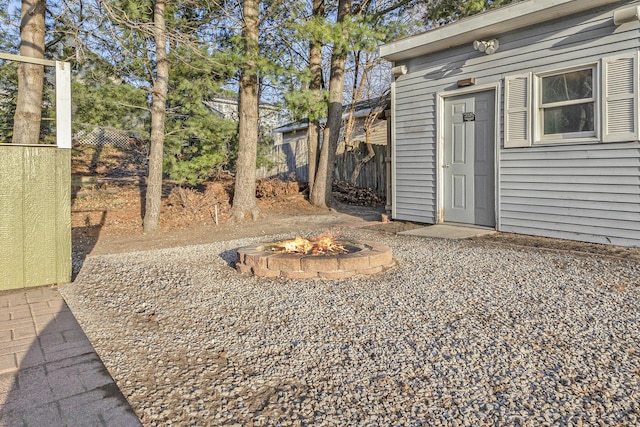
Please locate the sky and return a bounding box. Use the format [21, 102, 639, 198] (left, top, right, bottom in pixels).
[1, 0, 21, 52]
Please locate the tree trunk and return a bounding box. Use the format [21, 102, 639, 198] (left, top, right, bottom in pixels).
[231, 0, 260, 221]
[343, 50, 361, 149]
[306, 0, 324, 193]
[143, 0, 169, 233]
[350, 104, 381, 184]
[310, 0, 351, 208]
[12, 0, 46, 145]
[350, 141, 375, 185]
[307, 118, 320, 193]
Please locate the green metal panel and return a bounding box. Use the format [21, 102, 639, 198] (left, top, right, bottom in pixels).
[0, 147, 26, 290]
[0, 145, 71, 290]
[23, 146, 58, 286]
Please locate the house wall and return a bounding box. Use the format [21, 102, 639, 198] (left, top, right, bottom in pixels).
[206, 98, 280, 132]
[392, 2, 640, 246]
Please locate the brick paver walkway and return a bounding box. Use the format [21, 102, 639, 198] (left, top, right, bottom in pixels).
[0, 286, 141, 426]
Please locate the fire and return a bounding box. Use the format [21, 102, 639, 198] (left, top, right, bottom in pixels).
[271, 234, 347, 255]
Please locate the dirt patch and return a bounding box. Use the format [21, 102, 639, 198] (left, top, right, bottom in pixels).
[72, 185, 349, 257]
[365, 219, 640, 261]
[71, 144, 639, 263]
[365, 221, 425, 234]
[72, 142, 148, 179]
[71, 145, 386, 262]
[470, 232, 640, 262]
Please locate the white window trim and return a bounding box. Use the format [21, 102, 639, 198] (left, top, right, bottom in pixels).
[533, 63, 600, 145]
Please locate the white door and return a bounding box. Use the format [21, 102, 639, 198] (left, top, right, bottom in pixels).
[443, 91, 495, 227]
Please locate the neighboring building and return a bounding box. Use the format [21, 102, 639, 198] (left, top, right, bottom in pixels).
[206, 97, 281, 133]
[262, 96, 390, 196]
[380, 0, 640, 247]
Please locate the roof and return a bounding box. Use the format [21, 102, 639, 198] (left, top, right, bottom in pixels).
[379, 0, 624, 62]
[207, 97, 280, 110]
[274, 95, 390, 134]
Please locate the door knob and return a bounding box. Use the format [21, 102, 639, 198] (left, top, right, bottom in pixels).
[443, 164, 450, 168]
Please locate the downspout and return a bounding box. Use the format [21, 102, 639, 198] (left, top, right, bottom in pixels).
[389, 65, 406, 219]
[384, 107, 392, 216]
[389, 76, 396, 218]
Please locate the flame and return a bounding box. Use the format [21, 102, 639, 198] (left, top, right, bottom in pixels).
[271, 234, 347, 255]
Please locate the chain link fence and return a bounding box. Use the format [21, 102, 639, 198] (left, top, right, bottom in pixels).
[72, 123, 148, 150]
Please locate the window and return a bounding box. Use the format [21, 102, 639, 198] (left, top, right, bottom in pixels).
[539, 67, 595, 139]
[504, 51, 638, 148]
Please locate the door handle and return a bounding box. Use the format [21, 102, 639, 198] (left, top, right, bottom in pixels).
[443, 164, 450, 168]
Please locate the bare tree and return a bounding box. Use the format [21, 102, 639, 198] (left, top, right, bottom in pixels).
[348, 99, 385, 185]
[12, 0, 46, 144]
[342, 51, 389, 185]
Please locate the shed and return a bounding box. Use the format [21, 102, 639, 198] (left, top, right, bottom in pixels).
[379, 0, 640, 247]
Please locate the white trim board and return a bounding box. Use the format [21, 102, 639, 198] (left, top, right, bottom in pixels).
[379, 0, 624, 62]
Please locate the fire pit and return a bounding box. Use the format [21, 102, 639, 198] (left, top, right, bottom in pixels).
[236, 235, 395, 279]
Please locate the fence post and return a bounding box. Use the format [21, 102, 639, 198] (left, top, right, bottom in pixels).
[0, 55, 72, 289]
[56, 61, 72, 149]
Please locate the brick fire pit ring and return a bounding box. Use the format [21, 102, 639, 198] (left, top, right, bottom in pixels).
[236, 240, 395, 279]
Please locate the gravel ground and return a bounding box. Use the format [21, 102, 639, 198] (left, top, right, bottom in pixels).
[60, 229, 640, 426]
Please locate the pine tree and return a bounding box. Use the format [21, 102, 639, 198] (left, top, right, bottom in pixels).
[163, 46, 236, 185]
[230, 0, 261, 222]
[79, 0, 233, 230]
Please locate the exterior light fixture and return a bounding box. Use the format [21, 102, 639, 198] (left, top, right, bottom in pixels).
[391, 65, 407, 77]
[473, 39, 499, 55]
[457, 78, 477, 87]
[614, 6, 640, 25]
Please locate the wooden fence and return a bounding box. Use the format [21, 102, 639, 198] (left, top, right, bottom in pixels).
[335, 144, 387, 195]
[0, 54, 72, 290]
[258, 139, 387, 197]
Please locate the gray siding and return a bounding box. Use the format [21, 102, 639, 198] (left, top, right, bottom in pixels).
[500, 143, 640, 246]
[393, 95, 437, 222]
[392, 2, 640, 246]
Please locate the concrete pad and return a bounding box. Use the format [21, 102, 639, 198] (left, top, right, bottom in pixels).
[0, 354, 17, 376]
[398, 224, 496, 239]
[0, 286, 141, 427]
[0, 329, 12, 344]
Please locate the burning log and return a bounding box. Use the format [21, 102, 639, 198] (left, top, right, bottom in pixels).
[270, 235, 348, 255]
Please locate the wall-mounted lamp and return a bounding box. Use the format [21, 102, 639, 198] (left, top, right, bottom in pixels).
[473, 39, 499, 55]
[457, 78, 476, 88]
[391, 65, 407, 77]
[614, 6, 640, 25]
